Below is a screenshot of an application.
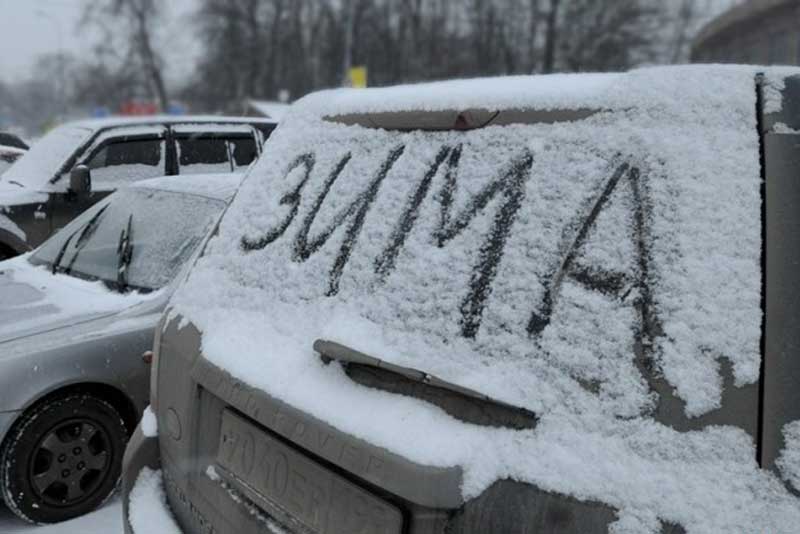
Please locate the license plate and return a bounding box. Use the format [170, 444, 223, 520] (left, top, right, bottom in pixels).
[217, 410, 403, 534]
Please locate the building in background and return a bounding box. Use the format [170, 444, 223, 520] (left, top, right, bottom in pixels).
[692, 0, 800, 65]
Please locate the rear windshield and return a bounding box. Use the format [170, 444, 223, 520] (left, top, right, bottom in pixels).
[2, 125, 92, 188]
[192, 105, 762, 419]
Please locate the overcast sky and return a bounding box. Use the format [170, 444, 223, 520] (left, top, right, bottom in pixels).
[0, 0, 198, 84]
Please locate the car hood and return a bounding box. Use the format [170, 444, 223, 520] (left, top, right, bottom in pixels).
[0, 256, 159, 346]
[0, 180, 48, 208]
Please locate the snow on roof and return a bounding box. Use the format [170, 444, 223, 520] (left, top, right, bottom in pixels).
[171, 65, 800, 533]
[70, 114, 277, 131]
[171, 123, 256, 134]
[130, 173, 243, 202]
[247, 100, 291, 121]
[294, 64, 798, 119]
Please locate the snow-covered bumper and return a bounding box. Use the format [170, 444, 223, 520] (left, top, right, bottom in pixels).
[122, 423, 162, 534]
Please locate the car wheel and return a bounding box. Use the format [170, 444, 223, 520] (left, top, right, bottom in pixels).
[0, 393, 128, 524]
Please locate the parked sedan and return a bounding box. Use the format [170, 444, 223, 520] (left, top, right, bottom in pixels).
[0, 173, 240, 524]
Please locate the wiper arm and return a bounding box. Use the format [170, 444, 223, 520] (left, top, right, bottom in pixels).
[51, 227, 81, 275]
[116, 214, 134, 291]
[64, 205, 109, 273]
[314, 339, 537, 430]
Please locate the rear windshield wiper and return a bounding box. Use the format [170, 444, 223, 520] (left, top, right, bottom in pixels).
[314, 339, 537, 430]
[116, 214, 134, 291]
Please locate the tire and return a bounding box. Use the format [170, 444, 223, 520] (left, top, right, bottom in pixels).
[0, 393, 129, 524]
[0, 245, 13, 262]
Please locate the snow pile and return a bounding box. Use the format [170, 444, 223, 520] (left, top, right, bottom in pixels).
[171, 65, 800, 532]
[141, 405, 158, 437]
[128, 468, 182, 534]
[777, 421, 800, 492]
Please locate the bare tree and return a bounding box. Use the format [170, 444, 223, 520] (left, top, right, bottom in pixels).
[185, 0, 673, 111]
[84, 0, 169, 110]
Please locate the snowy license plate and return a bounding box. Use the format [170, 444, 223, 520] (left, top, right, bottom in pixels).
[217, 410, 403, 534]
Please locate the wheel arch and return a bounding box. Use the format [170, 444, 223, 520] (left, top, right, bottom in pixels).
[1, 381, 140, 450]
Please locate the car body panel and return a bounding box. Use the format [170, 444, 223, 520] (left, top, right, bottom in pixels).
[124, 71, 800, 533]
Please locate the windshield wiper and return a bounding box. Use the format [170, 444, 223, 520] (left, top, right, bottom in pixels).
[116, 214, 134, 291]
[64, 205, 109, 273]
[50, 205, 110, 275]
[314, 339, 538, 430]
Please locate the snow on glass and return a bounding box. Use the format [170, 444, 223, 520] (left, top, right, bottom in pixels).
[171, 66, 800, 533]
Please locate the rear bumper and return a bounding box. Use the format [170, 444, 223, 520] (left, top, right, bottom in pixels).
[121, 423, 161, 534]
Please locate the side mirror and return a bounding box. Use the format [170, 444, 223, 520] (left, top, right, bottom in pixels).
[69, 165, 92, 195]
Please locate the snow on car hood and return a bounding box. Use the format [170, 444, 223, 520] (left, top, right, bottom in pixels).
[1, 124, 92, 190]
[0, 257, 156, 346]
[171, 65, 800, 533]
[0, 180, 48, 207]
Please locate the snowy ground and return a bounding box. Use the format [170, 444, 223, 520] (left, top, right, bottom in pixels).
[0, 499, 122, 534]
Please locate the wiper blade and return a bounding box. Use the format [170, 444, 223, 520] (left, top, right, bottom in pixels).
[116, 214, 134, 291]
[51, 227, 81, 275]
[314, 339, 538, 430]
[65, 204, 109, 273]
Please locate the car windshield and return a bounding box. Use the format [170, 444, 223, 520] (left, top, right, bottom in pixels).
[1, 124, 93, 189]
[30, 187, 225, 291]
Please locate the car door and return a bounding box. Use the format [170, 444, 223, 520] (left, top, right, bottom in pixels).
[172, 124, 261, 175]
[48, 125, 168, 233]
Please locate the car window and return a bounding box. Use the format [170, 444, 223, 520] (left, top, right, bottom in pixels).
[30, 188, 224, 291]
[177, 136, 232, 175]
[229, 137, 258, 168]
[85, 138, 166, 187]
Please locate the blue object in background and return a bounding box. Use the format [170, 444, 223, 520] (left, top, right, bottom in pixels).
[166, 103, 186, 115]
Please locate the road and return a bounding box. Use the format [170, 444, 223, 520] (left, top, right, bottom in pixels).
[0, 498, 122, 533]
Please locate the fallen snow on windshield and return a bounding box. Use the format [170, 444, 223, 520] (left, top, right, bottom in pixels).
[172, 65, 800, 532]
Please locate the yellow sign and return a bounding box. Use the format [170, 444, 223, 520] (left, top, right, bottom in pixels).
[348, 66, 367, 88]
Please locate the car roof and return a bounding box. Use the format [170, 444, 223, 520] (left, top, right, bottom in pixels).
[70, 114, 278, 132]
[294, 65, 800, 125]
[128, 173, 243, 202]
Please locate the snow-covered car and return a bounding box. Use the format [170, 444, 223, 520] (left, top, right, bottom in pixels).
[0, 133, 28, 175]
[123, 66, 800, 534]
[0, 115, 276, 261]
[0, 173, 241, 524]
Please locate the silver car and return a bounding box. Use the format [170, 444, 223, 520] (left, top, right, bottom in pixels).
[0, 173, 240, 524]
